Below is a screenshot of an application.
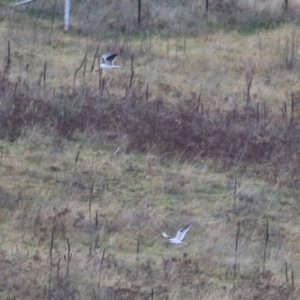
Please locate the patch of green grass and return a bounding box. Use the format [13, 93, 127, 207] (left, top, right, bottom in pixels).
[208, 12, 286, 36]
[0, 0, 16, 5]
[237, 19, 286, 36]
[194, 182, 225, 195]
[26, 7, 63, 20]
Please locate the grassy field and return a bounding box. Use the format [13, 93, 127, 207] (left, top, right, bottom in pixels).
[1, 135, 299, 299]
[1, 1, 300, 299]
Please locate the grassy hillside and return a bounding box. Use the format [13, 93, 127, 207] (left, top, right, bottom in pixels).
[1, 1, 300, 299]
[1, 135, 299, 299]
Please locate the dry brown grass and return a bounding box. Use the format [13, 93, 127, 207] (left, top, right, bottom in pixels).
[0, 135, 300, 299]
[1, 2, 300, 299]
[2, 15, 300, 112]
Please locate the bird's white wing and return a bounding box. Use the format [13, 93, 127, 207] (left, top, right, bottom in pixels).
[175, 224, 192, 241]
[101, 52, 112, 60]
[162, 232, 171, 239]
[101, 52, 112, 65]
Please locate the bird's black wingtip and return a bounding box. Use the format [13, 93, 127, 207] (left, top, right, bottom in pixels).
[107, 53, 118, 61]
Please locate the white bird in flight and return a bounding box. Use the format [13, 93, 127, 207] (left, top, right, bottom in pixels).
[99, 52, 121, 69]
[162, 224, 192, 245]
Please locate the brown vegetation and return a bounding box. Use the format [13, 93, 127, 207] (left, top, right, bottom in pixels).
[2, 69, 300, 187]
[1, 0, 300, 299]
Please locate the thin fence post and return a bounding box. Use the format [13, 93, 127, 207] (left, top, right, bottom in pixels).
[49, 0, 57, 42]
[167, 32, 170, 60]
[137, 0, 141, 25]
[48, 226, 55, 296]
[196, 93, 201, 113]
[205, 0, 209, 16]
[263, 217, 269, 272]
[65, 237, 72, 281]
[234, 223, 240, 274]
[91, 44, 100, 73]
[5, 40, 11, 74]
[43, 61, 47, 90]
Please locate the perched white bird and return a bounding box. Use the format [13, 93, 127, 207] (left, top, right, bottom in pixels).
[162, 224, 192, 245]
[99, 52, 121, 69]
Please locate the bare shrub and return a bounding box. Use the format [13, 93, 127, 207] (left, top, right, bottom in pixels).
[49, 280, 78, 300]
[3, 70, 300, 187]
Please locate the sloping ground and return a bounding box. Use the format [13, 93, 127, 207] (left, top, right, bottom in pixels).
[0, 135, 300, 299]
[2, 74, 300, 187]
[1, 7, 300, 299]
[1, 67, 300, 299]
